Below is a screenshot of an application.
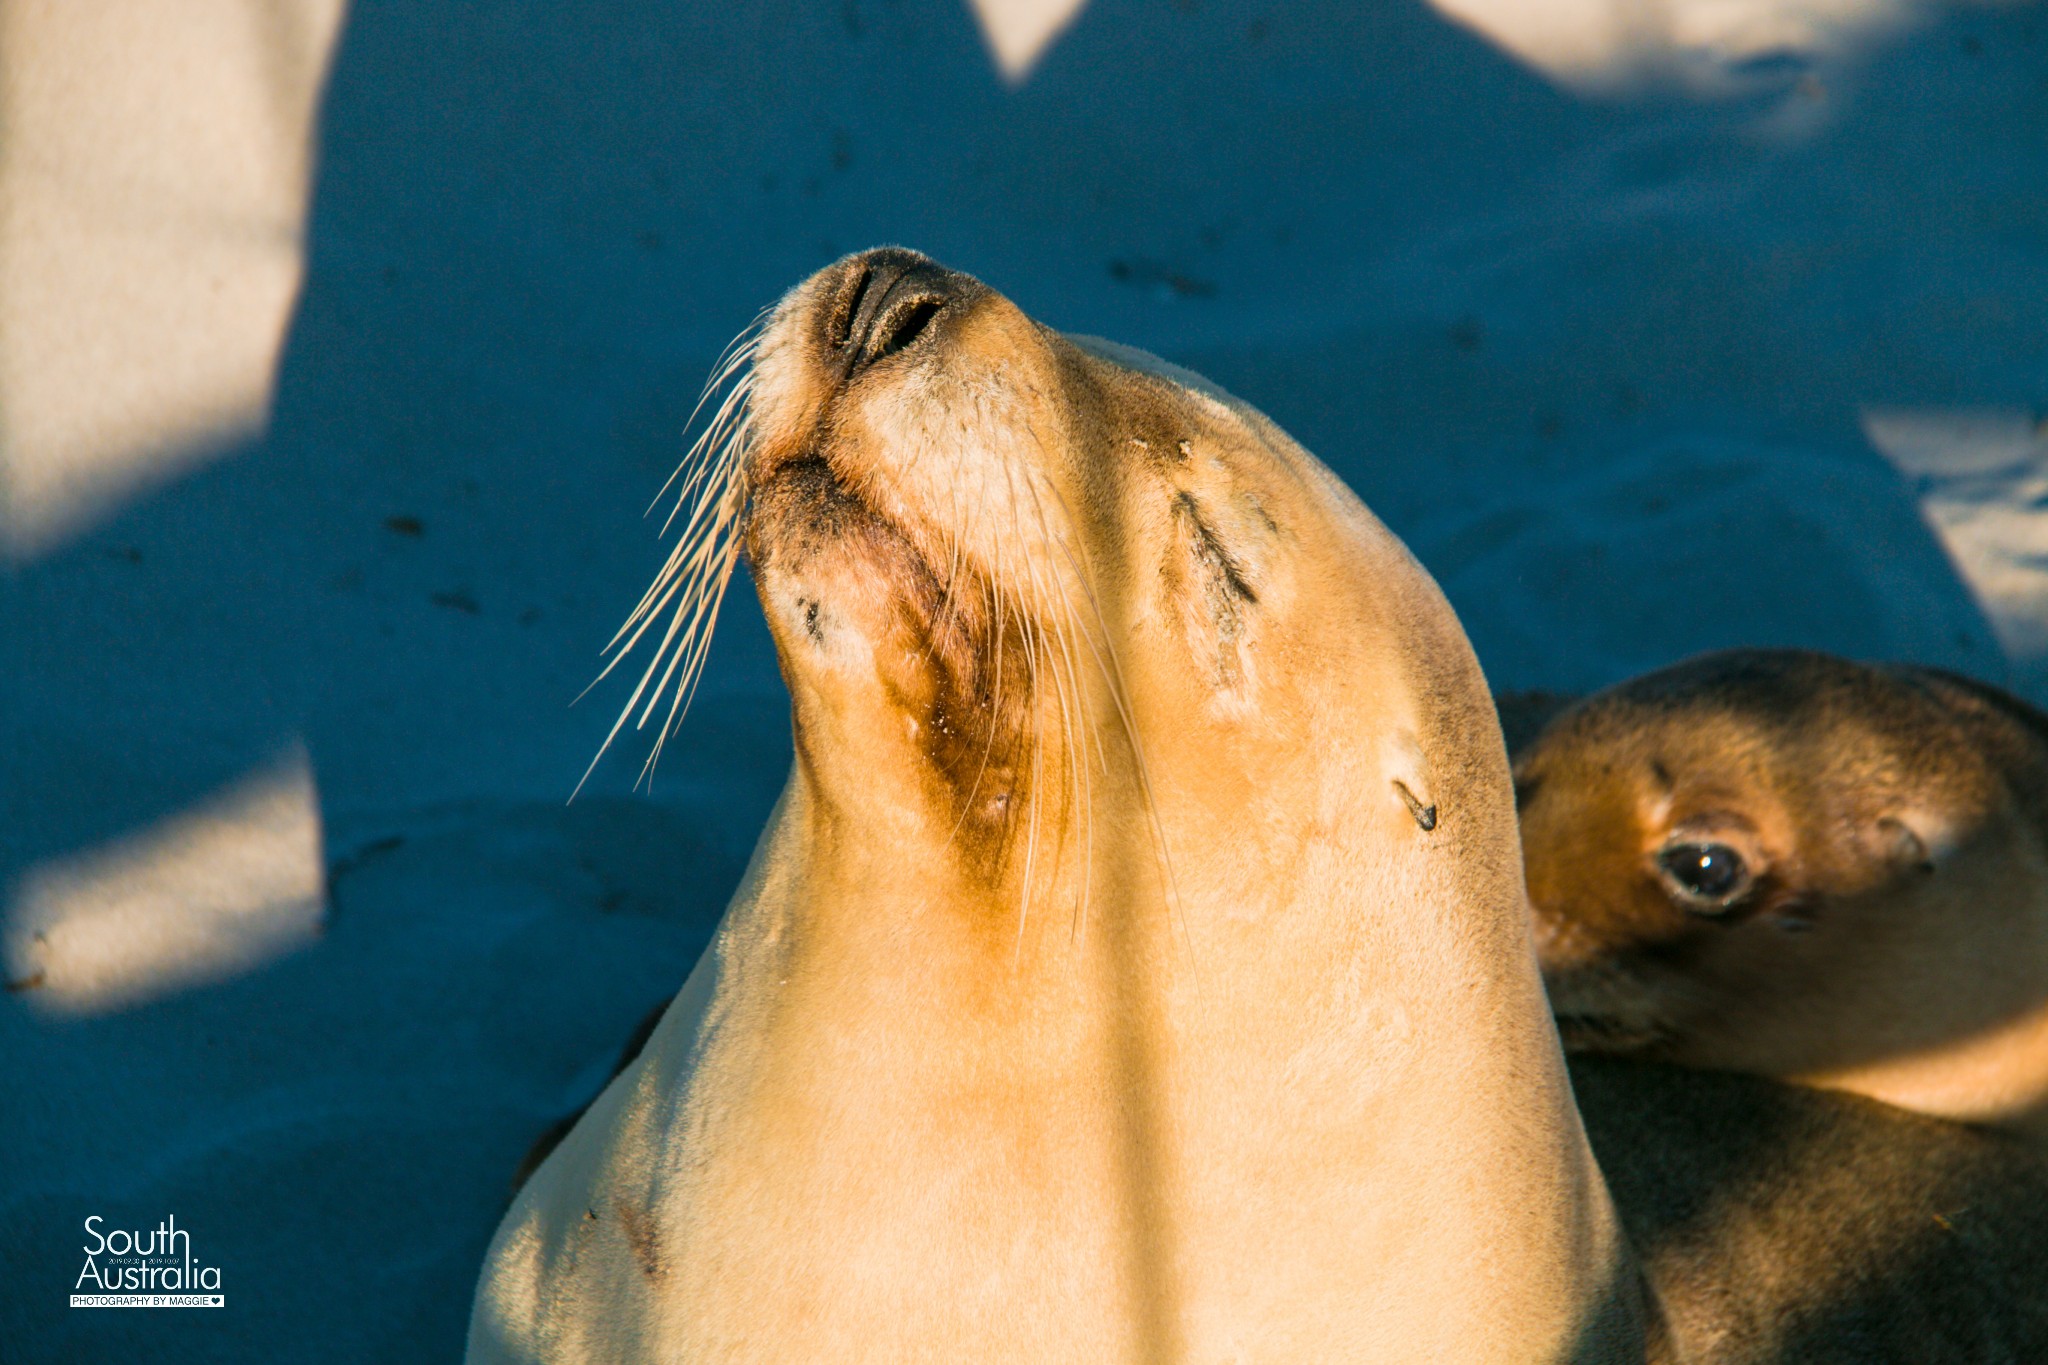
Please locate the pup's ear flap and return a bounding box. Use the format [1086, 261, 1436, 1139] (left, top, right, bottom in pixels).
[1867, 810, 1952, 875]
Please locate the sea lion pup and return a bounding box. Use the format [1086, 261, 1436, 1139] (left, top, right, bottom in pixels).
[1516, 648, 2048, 1141]
[468, 247, 1642, 1362]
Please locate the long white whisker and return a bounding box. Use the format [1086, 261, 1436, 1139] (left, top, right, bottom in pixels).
[637, 541, 739, 790]
[644, 310, 770, 515]
[631, 514, 746, 728]
[942, 586, 1006, 849]
[606, 402, 752, 655]
[1009, 457, 1094, 944]
[573, 509, 743, 798]
[590, 485, 744, 690]
[659, 379, 755, 536]
[941, 486, 1006, 850]
[1018, 426, 1198, 989]
[575, 312, 760, 800]
[995, 443, 1092, 968]
[984, 476, 1043, 966]
[1021, 486, 1087, 921]
[1017, 597, 1046, 969]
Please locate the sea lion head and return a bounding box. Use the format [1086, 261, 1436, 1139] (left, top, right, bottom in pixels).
[628, 246, 1509, 952]
[1516, 648, 2044, 1093]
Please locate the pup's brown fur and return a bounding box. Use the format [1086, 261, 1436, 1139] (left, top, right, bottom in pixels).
[1579, 1055, 2048, 1363]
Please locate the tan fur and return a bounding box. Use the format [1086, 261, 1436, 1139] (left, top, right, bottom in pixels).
[467, 251, 1636, 1363]
[1515, 649, 2048, 1143]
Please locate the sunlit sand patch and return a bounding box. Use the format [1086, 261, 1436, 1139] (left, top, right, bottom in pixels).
[1865, 407, 2048, 669]
[5, 747, 327, 1014]
[965, 0, 1090, 85]
[1425, 0, 1914, 91]
[0, 0, 347, 559]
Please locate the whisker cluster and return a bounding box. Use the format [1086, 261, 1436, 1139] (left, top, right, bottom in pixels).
[572, 311, 1183, 981]
[573, 311, 769, 798]
[1012, 435, 1194, 985]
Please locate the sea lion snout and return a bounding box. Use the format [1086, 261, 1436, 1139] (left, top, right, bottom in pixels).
[819, 247, 978, 381]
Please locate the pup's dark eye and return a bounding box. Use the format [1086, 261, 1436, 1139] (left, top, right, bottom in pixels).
[1657, 843, 1750, 912]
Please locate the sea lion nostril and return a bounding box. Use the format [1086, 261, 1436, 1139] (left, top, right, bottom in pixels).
[871, 297, 944, 362]
[827, 263, 874, 352]
[820, 249, 964, 378]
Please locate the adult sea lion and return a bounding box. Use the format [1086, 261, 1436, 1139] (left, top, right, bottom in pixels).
[469, 254, 2048, 1363]
[1515, 649, 2048, 1145]
[472, 246, 1637, 1360]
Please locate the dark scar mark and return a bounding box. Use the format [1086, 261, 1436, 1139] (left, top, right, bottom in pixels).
[1394, 780, 1437, 831]
[1171, 492, 1257, 689]
[800, 597, 825, 646]
[614, 1198, 667, 1283]
[1175, 493, 1256, 605]
[1243, 492, 1281, 536]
